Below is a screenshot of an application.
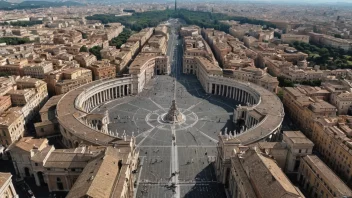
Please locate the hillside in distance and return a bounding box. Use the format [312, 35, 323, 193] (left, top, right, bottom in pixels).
[0, 0, 83, 10]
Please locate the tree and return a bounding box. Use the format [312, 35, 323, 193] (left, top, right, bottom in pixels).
[89, 46, 102, 60]
[274, 32, 281, 39]
[0, 37, 31, 45]
[86, 9, 276, 32]
[334, 34, 342, 38]
[80, 46, 88, 52]
[109, 29, 132, 48]
[277, 90, 284, 101]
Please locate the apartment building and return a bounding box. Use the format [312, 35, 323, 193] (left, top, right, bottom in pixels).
[229, 24, 263, 40]
[7, 137, 49, 179]
[182, 35, 215, 75]
[23, 60, 54, 79]
[298, 155, 352, 197]
[283, 131, 314, 173]
[87, 60, 116, 80]
[283, 86, 337, 137]
[312, 116, 352, 185]
[180, 25, 200, 37]
[45, 68, 92, 95]
[0, 172, 17, 198]
[0, 96, 11, 115]
[0, 58, 27, 76]
[34, 94, 63, 137]
[228, 149, 305, 198]
[7, 136, 138, 196]
[74, 52, 97, 68]
[281, 34, 310, 44]
[0, 107, 24, 146]
[141, 34, 168, 55]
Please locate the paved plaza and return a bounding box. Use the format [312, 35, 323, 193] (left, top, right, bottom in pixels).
[92, 22, 236, 197]
[93, 74, 236, 198]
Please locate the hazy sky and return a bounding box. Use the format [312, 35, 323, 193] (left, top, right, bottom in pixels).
[203, 0, 352, 3]
[235, 0, 352, 2]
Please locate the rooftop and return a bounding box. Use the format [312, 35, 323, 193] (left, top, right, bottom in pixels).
[0, 107, 23, 126]
[39, 94, 63, 114]
[283, 131, 314, 145]
[303, 155, 352, 196]
[7, 137, 47, 152]
[66, 147, 131, 198]
[0, 172, 11, 188]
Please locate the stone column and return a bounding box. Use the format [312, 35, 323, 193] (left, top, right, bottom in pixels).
[122, 85, 125, 96]
[34, 172, 40, 186]
[131, 84, 134, 95]
[119, 86, 122, 97]
[243, 92, 245, 103]
[238, 90, 241, 102]
[222, 85, 225, 96]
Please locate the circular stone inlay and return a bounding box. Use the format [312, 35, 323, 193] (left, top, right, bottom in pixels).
[145, 108, 198, 131]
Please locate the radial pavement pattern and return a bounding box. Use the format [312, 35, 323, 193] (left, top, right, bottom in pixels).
[92, 21, 238, 198]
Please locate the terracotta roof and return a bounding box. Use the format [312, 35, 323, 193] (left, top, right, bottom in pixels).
[0, 172, 11, 189]
[303, 155, 352, 196]
[66, 147, 131, 198]
[8, 137, 47, 152]
[44, 147, 104, 168]
[240, 150, 303, 198]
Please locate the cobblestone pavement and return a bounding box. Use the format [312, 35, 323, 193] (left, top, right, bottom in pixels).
[93, 20, 234, 198]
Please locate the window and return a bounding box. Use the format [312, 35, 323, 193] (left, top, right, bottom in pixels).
[299, 149, 302, 153]
[56, 178, 64, 190]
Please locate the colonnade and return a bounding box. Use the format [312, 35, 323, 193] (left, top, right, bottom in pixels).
[246, 114, 259, 129]
[83, 84, 133, 112]
[209, 83, 257, 105]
